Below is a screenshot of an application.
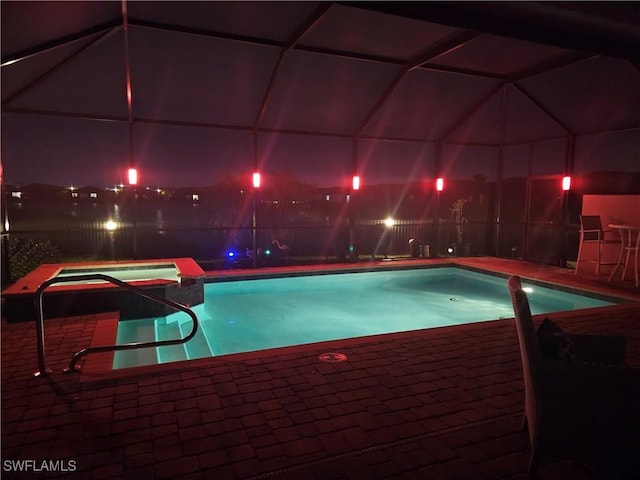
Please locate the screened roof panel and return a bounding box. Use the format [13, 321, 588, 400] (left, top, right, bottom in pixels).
[444, 94, 503, 145]
[0, 1, 119, 57]
[1, 31, 107, 102]
[260, 50, 401, 135]
[129, 27, 280, 126]
[519, 56, 640, 134]
[300, 4, 462, 61]
[128, 1, 322, 44]
[504, 86, 570, 143]
[362, 69, 502, 141]
[431, 34, 576, 76]
[4, 32, 128, 117]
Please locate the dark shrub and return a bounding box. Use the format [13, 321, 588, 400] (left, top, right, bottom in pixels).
[7, 237, 61, 280]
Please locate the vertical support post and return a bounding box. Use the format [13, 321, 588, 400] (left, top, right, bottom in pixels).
[495, 85, 508, 257]
[252, 130, 259, 268]
[34, 283, 52, 377]
[434, 142, 442, 257]
[0, 161, 11, 284]
[495, 148, 504, 257]
[252, 192, 258, 268]
[523, 143, 533, 261]
[130, 179, 138, 259]
[122, 0, 137, 259]
[561, 136, 575, 267]
[349, 138, 358, 262]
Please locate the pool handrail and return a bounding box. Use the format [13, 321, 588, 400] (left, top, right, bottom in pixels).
[33, 273, 199, 377]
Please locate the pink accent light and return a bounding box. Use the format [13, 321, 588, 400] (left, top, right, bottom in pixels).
[252, 172, 261, 189]
[352, 175, 360, 191]
[436, 177, 444, 192]
[562, 176, 571, 191]
[128, 168, 138, 185]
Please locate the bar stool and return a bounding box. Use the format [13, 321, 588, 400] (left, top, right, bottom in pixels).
[575, 215, 617, 279]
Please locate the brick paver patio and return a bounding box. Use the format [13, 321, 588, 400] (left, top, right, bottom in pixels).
[2, 259, 639, 479]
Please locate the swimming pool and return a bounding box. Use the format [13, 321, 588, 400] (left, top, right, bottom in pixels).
[113, 266, 619, 369]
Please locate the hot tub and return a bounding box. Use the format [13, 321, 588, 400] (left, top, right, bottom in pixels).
[2, 258, 205, 322]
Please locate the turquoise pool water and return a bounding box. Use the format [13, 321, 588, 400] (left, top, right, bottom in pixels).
[113, 267, 618, 369]
[55, 264, 179, 284]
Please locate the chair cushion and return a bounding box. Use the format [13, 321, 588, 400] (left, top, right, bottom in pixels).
[537, 318, 576, 361]
[569, 334, 627, 366]
[537, 318, 627, 365]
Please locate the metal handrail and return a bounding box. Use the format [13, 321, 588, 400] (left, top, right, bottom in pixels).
[34, 273, 199, 377]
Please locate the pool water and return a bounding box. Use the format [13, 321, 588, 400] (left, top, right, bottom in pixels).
[55, 264, 179, 285]
[113, 267, 617, 369]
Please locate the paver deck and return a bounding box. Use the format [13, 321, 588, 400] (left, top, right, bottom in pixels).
[2, 258, 639, 479]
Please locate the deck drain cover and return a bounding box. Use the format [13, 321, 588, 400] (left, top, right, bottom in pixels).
[319, 352, 347, 363]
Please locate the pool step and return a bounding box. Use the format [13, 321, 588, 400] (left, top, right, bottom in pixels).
[178, 315, 215, 359]
[155, 317, 188, 363]
[113, 320, 159, 369]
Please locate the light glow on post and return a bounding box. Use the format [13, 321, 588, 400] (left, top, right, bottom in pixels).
[562, 176, 571, 191]
[352, 175, 360, 191]
[436, 177, 444, 192]
[252, 172, 261, 189]
[128, 168, 138, 186]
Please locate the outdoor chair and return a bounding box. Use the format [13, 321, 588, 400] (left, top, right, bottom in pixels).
[507, 275, 640, 478]
[575, 215, 617, 279]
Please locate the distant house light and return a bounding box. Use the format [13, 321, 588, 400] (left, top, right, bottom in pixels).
[71, 192, 78, 198]
[352, 175, 360, 191]
[11, 191, 22, 199]
[325, 194, 330, 201]
[90, 192, 98, 198]
[436, 178, 444, 192]
[562, 176, 571, 191]
[128, 167, 138, 185]
[192, 194, 199, 202]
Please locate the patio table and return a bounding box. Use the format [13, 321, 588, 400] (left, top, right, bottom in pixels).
[607, 224, 640, 287]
